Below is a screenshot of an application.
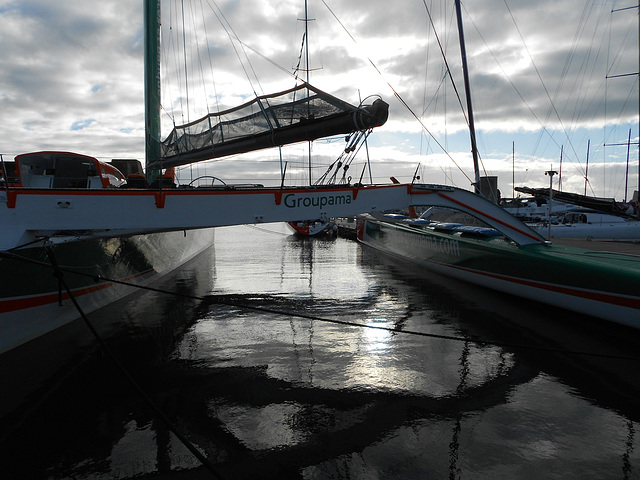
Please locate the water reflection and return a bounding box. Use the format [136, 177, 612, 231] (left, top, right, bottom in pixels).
[0, 224, 638, 479]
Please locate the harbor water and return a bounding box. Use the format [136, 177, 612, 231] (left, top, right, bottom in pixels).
[0, 223, 638, 479]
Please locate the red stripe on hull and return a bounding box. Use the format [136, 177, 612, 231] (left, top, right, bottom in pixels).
[0, 269, 154, 314]
[448, 264, 640, 310]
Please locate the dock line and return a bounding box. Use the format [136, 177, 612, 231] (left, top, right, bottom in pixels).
[2, 249, 638, 363]
[42, 246, 228, 480]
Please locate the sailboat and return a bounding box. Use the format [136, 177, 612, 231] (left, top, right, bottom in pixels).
[356, 0, 640, 328]
[0, 0, 423, 354]
[512, 186, 640, 242]
[286, 0, 339, 238]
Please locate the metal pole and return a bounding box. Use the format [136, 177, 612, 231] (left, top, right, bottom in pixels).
[0, 154, 9, 194]
[584, 139, 590, 196]
[454, 0, 481, 193]
[545, 169, 557, 240]
[512, 142, 514, 199]
[625, 128, 631, 202]
[559, 145, 563, 192]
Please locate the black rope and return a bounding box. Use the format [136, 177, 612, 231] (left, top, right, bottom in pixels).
[2, 248, 638, 362]
[43, 247, 226, 480]
[205, 298, 640, 362]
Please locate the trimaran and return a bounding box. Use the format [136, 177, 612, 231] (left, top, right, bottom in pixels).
[2, 1, 638, 358]
[0, 0, 425, 354]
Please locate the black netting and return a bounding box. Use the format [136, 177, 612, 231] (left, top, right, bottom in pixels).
[153, 83, 388, 168]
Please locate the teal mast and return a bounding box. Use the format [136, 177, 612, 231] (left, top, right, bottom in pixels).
[144, 0, 161, 181]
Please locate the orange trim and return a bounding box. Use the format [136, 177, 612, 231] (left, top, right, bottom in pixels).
[6, 190, 17, 208]
[5, 183, 406, 196]
[99, 161, 126, 187]
[3, 183, 414, 210]
[356, 220, 365, 239]
[0, 269, 154, 313]
[409, 185, 433, 195]
[154, 191, 166, 208]
[3, 183, 415, 213]
[0, 282, 113, 313]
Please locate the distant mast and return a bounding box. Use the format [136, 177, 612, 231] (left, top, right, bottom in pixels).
[454, 0, 481, 194]
[144, 0, 162, 179]
[609, 4, 639, 200]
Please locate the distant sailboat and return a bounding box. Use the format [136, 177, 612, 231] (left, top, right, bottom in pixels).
[285, 0, 378, 237]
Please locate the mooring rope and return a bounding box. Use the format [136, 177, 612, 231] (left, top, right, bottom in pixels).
[1, 248, 638, 362]
[41, 247, 227, 480]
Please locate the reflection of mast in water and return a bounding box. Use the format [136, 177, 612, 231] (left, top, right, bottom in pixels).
[622, 420, 635, 479]
[154, 415, 171, 472]
[449, 341, 469, 480]
[282, 236, 317, 384]
[305, 239, 313, 294]
[301, 238, 315, 384]
[285, 235, 315, 295]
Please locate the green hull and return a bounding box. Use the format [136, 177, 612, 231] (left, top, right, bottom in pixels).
[359, 218, 640, 328]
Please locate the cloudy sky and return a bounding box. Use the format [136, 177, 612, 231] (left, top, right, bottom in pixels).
[1, 0, 638, 200]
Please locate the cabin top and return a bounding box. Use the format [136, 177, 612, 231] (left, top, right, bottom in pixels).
[14, 151, 126, 189]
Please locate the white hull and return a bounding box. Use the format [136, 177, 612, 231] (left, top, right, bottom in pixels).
[536, 221, 640, 240]
[0, 184, 423, 251]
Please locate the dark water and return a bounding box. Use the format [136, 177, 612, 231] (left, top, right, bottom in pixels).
[1, 224, 639, 479]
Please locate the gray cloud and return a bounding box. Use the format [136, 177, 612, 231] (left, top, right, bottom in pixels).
[0, 0, 637, 198]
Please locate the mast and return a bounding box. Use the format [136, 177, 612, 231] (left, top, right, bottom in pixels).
[609, 5, 639, 201]
[304, 0, 312, 184]
[545, 168, 557, 240]
[584, 139, 590, 196]
[559, 145, 563, 191]
[454, 0, 481, 193]
[144, 0, 162, 180]
[625, 128, 631, 202]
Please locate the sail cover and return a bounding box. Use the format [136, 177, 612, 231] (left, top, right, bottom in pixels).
[152, 83, 388, 169]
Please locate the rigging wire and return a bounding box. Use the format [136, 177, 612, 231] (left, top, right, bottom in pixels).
[180, 0, 190, 123]
[499, 0, 638, 197]
[421, 0, 489, 184]
[522, 0, 593, 172]
[421, 0, 468, 133]
[198, 0, 221, 116]
[204, 0, 266, 98]
[320, 0, 473, 186]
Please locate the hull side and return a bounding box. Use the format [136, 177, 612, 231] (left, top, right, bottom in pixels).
[541, 222, 640, 240]
[358, 218, 640, 328]
[0, 228, 214, 353]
